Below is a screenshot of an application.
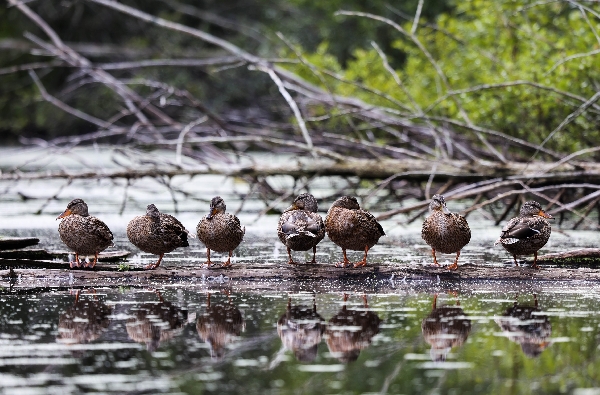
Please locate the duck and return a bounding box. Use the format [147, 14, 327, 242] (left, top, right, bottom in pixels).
[127, 204, 190, 270]
[495, 200, 553, 269]
[277, 193, 325, 265]
[421, 194, 471, 270]
[325, 196, 385, 267]
[196, 196, 245, 267]
[57, 198, 113, 269]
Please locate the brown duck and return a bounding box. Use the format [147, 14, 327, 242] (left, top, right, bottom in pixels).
[197, 196, 245, 267]
[127, 204, 190, 270]
[495, 201, 552, 268]
[277, 193, 325, 265]
[57, 198, 113, 269]
[325, 196, 385, 267]
[421, 194, 471, 270]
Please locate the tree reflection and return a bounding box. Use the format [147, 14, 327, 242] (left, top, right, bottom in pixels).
[57, 289, 112, 345]
[325, 293, 381, 363]
[125, 290, 186, 352]
[196, 291, 245, 360]
[421, 293, 472, 362]
[495, 294, 551, 358]
[277, 295, 325, 362]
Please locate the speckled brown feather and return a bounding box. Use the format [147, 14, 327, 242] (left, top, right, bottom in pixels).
[127, 213, 189, 256]
[497, 216, 551, 256]
[277, 194, 325, 264]
[421, 211, 471, 254]
[495, 201, 552, 267]
[277, 210, 325, 251]
[57, 199, 113, 268]
[58, 215, 113, 256]
[197, 213, 244, 253]
[325, 197, 385, 251]
[420, 195, 471, 270]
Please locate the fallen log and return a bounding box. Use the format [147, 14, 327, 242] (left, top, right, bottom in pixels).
[2, 158, 600, 182]
[0, 249, 130, 262]
[0, 237, 40, 250]
[535, 248, 600, 264]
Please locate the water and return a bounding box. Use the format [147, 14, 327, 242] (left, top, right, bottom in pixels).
[1, 287, 600, 394]
[2, 146, 600, 393]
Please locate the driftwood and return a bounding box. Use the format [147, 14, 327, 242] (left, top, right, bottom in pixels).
[2, 1, 600, 230]
[2, 158, 600, 182]
[535, 248, 600, 264]
[0, 249, 130, 262]
[0, 237, 40, 250]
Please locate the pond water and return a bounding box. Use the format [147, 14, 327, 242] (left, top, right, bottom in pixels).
[1, 287, 600, 394]
[2, 146, 600, 394]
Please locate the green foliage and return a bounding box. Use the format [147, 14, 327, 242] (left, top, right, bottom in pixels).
[0, 0, 448, 142]
[288, 0, 600, 154]
[118, 263, 130, 271]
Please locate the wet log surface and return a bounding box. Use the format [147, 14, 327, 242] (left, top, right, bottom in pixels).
[2, 251, 600, 291]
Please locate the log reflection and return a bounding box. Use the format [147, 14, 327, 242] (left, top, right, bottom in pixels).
[126, 290, 186, 352]
[325, 294, 381, 363]
[421, 293, 472, 362]
[196, 291, 245, 360]
[277, 296, 325, 362]
[495, 294, 551, 358]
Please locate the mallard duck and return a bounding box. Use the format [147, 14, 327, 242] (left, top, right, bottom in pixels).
[325, 196, 385, 268]
[127, 204, 190, 270]
[57, 198, 113, 269]
[421, 293, 471, 362]
[277, 193, 325, 265]
[197, 196, 245, 267]
[421, 194, 471, 270]
[495, 201, 552, 268]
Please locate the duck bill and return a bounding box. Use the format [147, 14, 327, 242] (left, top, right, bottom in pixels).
[283, 203, 298, 213]
[56, 208, 72, 220]
[207, 207, 218, 219]
[539, 210, 553, 219]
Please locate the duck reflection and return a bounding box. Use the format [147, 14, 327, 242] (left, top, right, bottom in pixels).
[126, 290, 186, 352]
[495, 294, 551, 358]
[196, 291, 245, 359]
[277, 296, 325, 362]
[325, 294, 381, 363]
[57, 289, 112, 345]
[421, 293, 472, 362]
